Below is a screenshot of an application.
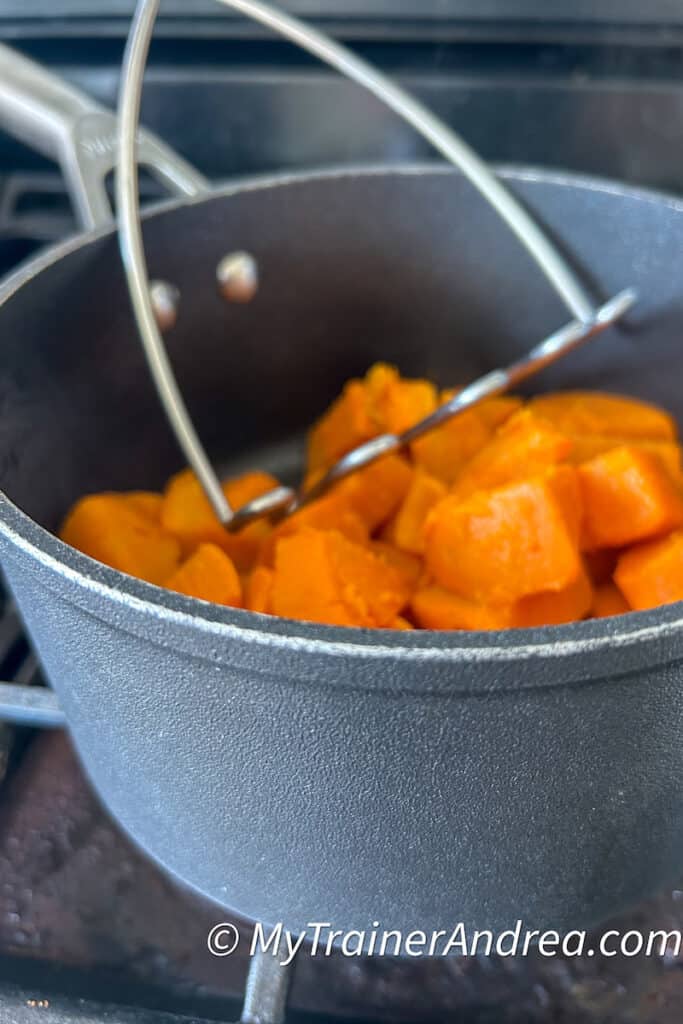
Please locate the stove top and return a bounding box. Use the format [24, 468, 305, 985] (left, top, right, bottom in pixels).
[1, 727, 683, 1023]
[2, 8, 683, 1021]
[4, 8, 683, 284]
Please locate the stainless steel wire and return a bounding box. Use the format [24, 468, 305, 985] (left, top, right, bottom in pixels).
[117, 0, 233, 522]
[117, 0, 636, 529]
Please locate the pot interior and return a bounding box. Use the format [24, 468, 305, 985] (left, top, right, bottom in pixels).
[0, 168, 681, 534]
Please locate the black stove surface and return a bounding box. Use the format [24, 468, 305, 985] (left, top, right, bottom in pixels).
[5, 5, 683, 282]
[2, 7, 683, 1022]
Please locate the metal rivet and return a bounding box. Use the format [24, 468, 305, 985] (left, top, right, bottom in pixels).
[150, 280, 180, 331]
[216, 251, 258, 303]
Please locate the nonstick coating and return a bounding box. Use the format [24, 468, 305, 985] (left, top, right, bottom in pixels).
[0, 166, 682, 938]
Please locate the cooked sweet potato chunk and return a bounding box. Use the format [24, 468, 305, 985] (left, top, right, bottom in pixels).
[391, 615, 415, 630]
[614, 531, 683, 610]
[258, 490, 369, 568]
[62, 362, 683, 628]
[126, 491, 163, 521]
[578, 446, 683, 550]
[391, 469, 447, 554]
[307, 363, 436, 475]
[410, 392, 521, 483]
[568, 436, 683, 481]
[424, 471, 582, 605]
[369, 541, 422, 591]
[529, 391, 676, 442]
[307, 380, 378, 474]
[411, 586, 513, 630]
[511, 567, 593, 628]
[411, 408, 490, 484]
[592, 581, 630, 618]
[451, 409, 572, 501]
[476, 395, 525, 432]
[543, 464, 583, 548]
[364, 362, 437, 435]
[335, 454, 413, 531]
[289, 491, 369, 542]
[161, 469, 277, 571]
[166, 543, 242, 607]
[271, 528, 411, 627]
[245, 566, 275, 614]
[60, 493, 181, 585]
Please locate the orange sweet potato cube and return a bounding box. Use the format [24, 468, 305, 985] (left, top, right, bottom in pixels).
[369, 541, 422, 592]
[307, 380, 378, 474]
[411, 409, 489, 484]
[578, 446, 683, 550]
[544, 464, 583, 549]
[283, 492, 369, 542]
[245, 566, 275, 614]
[126, 491, 163, 521]
[335, 454, 413, 531]
[451, 409, 572, 501]
[411, 394, 522, 484]
[568, 436, 683, 482]
[271, 528, 411, 627]
[165, 543, 242, 607]
[306, 363, 437, 476]
[529, 391, 677, 442]
[364, 362, 437, 435]
[510, 566, 593, 628]
[391, 469, 447, 554]
[223, 473, 279, 571]
[614, 530, 683, 610]
[424, 471, 582, 605]
[592, 581, 630, 618]
[411, 586, 513, 630]
[476, 395, 525, 431]
[631, 440, 683, 482]
[160, 468, 221, 552]
[161, 469, 277, 571]
[258, 490, 369, 568]
[60, 493, 181, 585]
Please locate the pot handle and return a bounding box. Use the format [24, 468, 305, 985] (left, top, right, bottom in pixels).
[0, 43, 210, 230]
[0, 681, 64, 728]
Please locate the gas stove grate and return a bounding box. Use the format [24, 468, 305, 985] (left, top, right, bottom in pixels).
[0, 586, 63, 730]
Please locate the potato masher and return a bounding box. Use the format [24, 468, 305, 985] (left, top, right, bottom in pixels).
[116, 0, 636, 531]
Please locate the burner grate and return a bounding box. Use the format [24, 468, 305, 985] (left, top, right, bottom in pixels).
[0, 585, 62, 730]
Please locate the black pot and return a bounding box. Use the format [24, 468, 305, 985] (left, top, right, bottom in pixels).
[0, 33, 682, 940]
[0, 160, 682, 935]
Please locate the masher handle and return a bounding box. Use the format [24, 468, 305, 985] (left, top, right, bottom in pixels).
[0, 43, 209, 230]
